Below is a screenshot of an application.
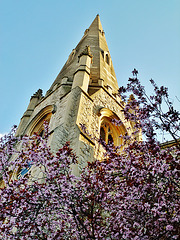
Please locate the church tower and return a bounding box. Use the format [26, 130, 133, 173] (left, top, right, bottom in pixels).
[16, 15, 134, 175]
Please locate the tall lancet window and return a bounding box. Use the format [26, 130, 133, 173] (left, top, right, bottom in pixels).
[105, 53, 110, 65]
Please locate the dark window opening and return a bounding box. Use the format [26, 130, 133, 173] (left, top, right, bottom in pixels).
[39, 129, 45, 138]
[105, 54, 109, 65]
[101, 50, 104, 59]
[108, 134, 113, 144]
[100, 127, 106, 141]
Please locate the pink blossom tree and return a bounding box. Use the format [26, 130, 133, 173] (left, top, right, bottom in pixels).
[0, 71, 179, 239]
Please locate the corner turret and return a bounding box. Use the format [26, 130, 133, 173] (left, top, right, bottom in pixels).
[16, 89, 43, 136]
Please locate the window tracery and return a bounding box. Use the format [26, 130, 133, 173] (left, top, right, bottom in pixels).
[99, 108, 127, 146]
[30, 112, 52, 137]
[100, 122, 114, 144]
[25, 105, 56, 136]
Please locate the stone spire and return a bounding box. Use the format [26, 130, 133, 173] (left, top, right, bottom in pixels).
[48, 15, 119, 93]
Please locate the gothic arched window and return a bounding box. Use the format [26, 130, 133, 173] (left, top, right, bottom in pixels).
[25, 105, 56, 136]
[99, 108, 127, 147]
[29, 112, 52, 137]
[17, 105, 56, 178]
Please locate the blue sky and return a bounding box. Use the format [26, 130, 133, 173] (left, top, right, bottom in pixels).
[0, 0, 180, 139]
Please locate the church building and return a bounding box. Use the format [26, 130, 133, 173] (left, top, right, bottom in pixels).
[16, 15, 135, 175]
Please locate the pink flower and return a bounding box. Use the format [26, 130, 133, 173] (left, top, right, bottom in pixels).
[166, 225, 173, 231]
